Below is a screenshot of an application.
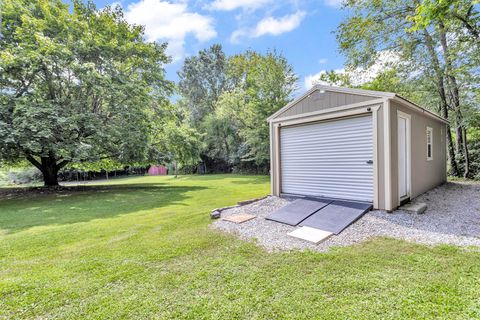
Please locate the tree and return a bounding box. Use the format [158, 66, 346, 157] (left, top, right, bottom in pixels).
[336, 0, 479, 177]
[201, 111, 241, 167]
[408, 0, 480, 177]
[177, 44, 229, 124]
[175, 47, 297, 172]
[0, 0, 173, 186]
[161, 122, 202, 177]
[227, 51, 297, 167]
[409, 0, 480, 42]
[176, 44, 232, 172]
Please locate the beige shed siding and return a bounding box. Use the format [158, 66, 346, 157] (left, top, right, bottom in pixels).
[389, 101, 447, 208]
[275, 90, 378, 119]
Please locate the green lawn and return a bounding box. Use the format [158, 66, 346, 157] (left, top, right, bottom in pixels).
[0, 174, 479, 319]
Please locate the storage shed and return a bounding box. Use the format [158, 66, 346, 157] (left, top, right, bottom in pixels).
[268, 85, 447, 211]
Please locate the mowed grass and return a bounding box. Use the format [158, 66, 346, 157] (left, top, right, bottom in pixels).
[0, 175, 479, 319]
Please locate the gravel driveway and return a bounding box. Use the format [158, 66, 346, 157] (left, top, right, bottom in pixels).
[212, 181, 480, 252]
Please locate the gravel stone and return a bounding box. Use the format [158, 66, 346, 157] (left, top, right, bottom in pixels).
[210, 210, 221, 219]
[211, 181, 480, 252]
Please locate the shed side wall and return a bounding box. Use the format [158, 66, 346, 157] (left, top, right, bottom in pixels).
[389, 101, 447, 208]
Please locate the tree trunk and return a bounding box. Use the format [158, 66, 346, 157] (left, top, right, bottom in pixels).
[442, 107, 460, 176]
[463, 128, 470, 178]
[439, 21, 470, 176]
[454, 106, 464, 156]
[24, 153, 69, 187]
[41, 156, 60, 186]
[422, 28, 460, 176]
[455, 124, 464, 154]
[42, 166, 59, 186]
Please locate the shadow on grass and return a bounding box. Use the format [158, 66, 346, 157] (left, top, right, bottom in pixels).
[231, 176, 270, 184]
[175, 174, 269, 183]
[0, 184, 207, 234]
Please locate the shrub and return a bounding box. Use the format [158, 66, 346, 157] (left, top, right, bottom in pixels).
[6, 167, 42, 185]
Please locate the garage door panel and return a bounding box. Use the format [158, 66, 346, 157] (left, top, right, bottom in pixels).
[282, 174, 373, 181]
[283, 135, 372, 143]
[282, 152, 372, 159]
[282, 176, 373, 185]
[282, 120, 371, 132]
[280, 115, 373, 202]
[283, 184, 373, 193]
[282, 147, 372, 154]
[281, 126, 371, 137]
[282, 140, 372, 150]
[282, 133, 372, 145]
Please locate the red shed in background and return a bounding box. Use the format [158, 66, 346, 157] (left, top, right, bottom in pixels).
[148, 165, 168, 176]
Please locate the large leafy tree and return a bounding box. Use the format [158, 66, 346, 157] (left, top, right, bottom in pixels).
[177, 44, 229, 124]
[148, 100, 202, 175]
[176, 44, 230, 172]
[0, 0, 173, 186]
[227, 51, 297, 167]
[160, 121, 202, 176]
[176, 48, 296, 172]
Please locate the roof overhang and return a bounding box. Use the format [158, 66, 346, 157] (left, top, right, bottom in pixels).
[391, 95, 449, 124]
[267, 84, 448, 124]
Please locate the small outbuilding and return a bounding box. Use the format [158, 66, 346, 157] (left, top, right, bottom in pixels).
[268, 85, 447, 211]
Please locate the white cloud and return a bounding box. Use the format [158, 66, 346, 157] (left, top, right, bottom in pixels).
[304, 51, 400, 89]
[210, 0, 273, 11]
[230, 29, 247, 43]
[318, 58, 328, 64]
[253, 11, 306, 37]
[125, 0, 216, 61]
[324, 0, 344, 8]
[304, 68, 345, 89]
[230, 11, 306, 42]
[353, 50, 399, 84]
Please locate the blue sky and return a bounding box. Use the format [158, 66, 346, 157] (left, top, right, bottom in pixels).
[94, 0, 349, 92]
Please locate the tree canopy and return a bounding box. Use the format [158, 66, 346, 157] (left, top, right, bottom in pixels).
[175, 47, 297, 173]
[0, 0, 173, 185]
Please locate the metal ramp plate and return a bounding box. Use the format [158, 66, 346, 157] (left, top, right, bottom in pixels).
[299, 200, 372, 234]
[266, 198, 331, 226]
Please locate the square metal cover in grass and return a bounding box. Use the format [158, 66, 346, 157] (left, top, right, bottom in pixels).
[222, 214, 256, 224]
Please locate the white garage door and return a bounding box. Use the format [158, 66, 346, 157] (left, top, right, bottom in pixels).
[280, 115, 373, 202]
